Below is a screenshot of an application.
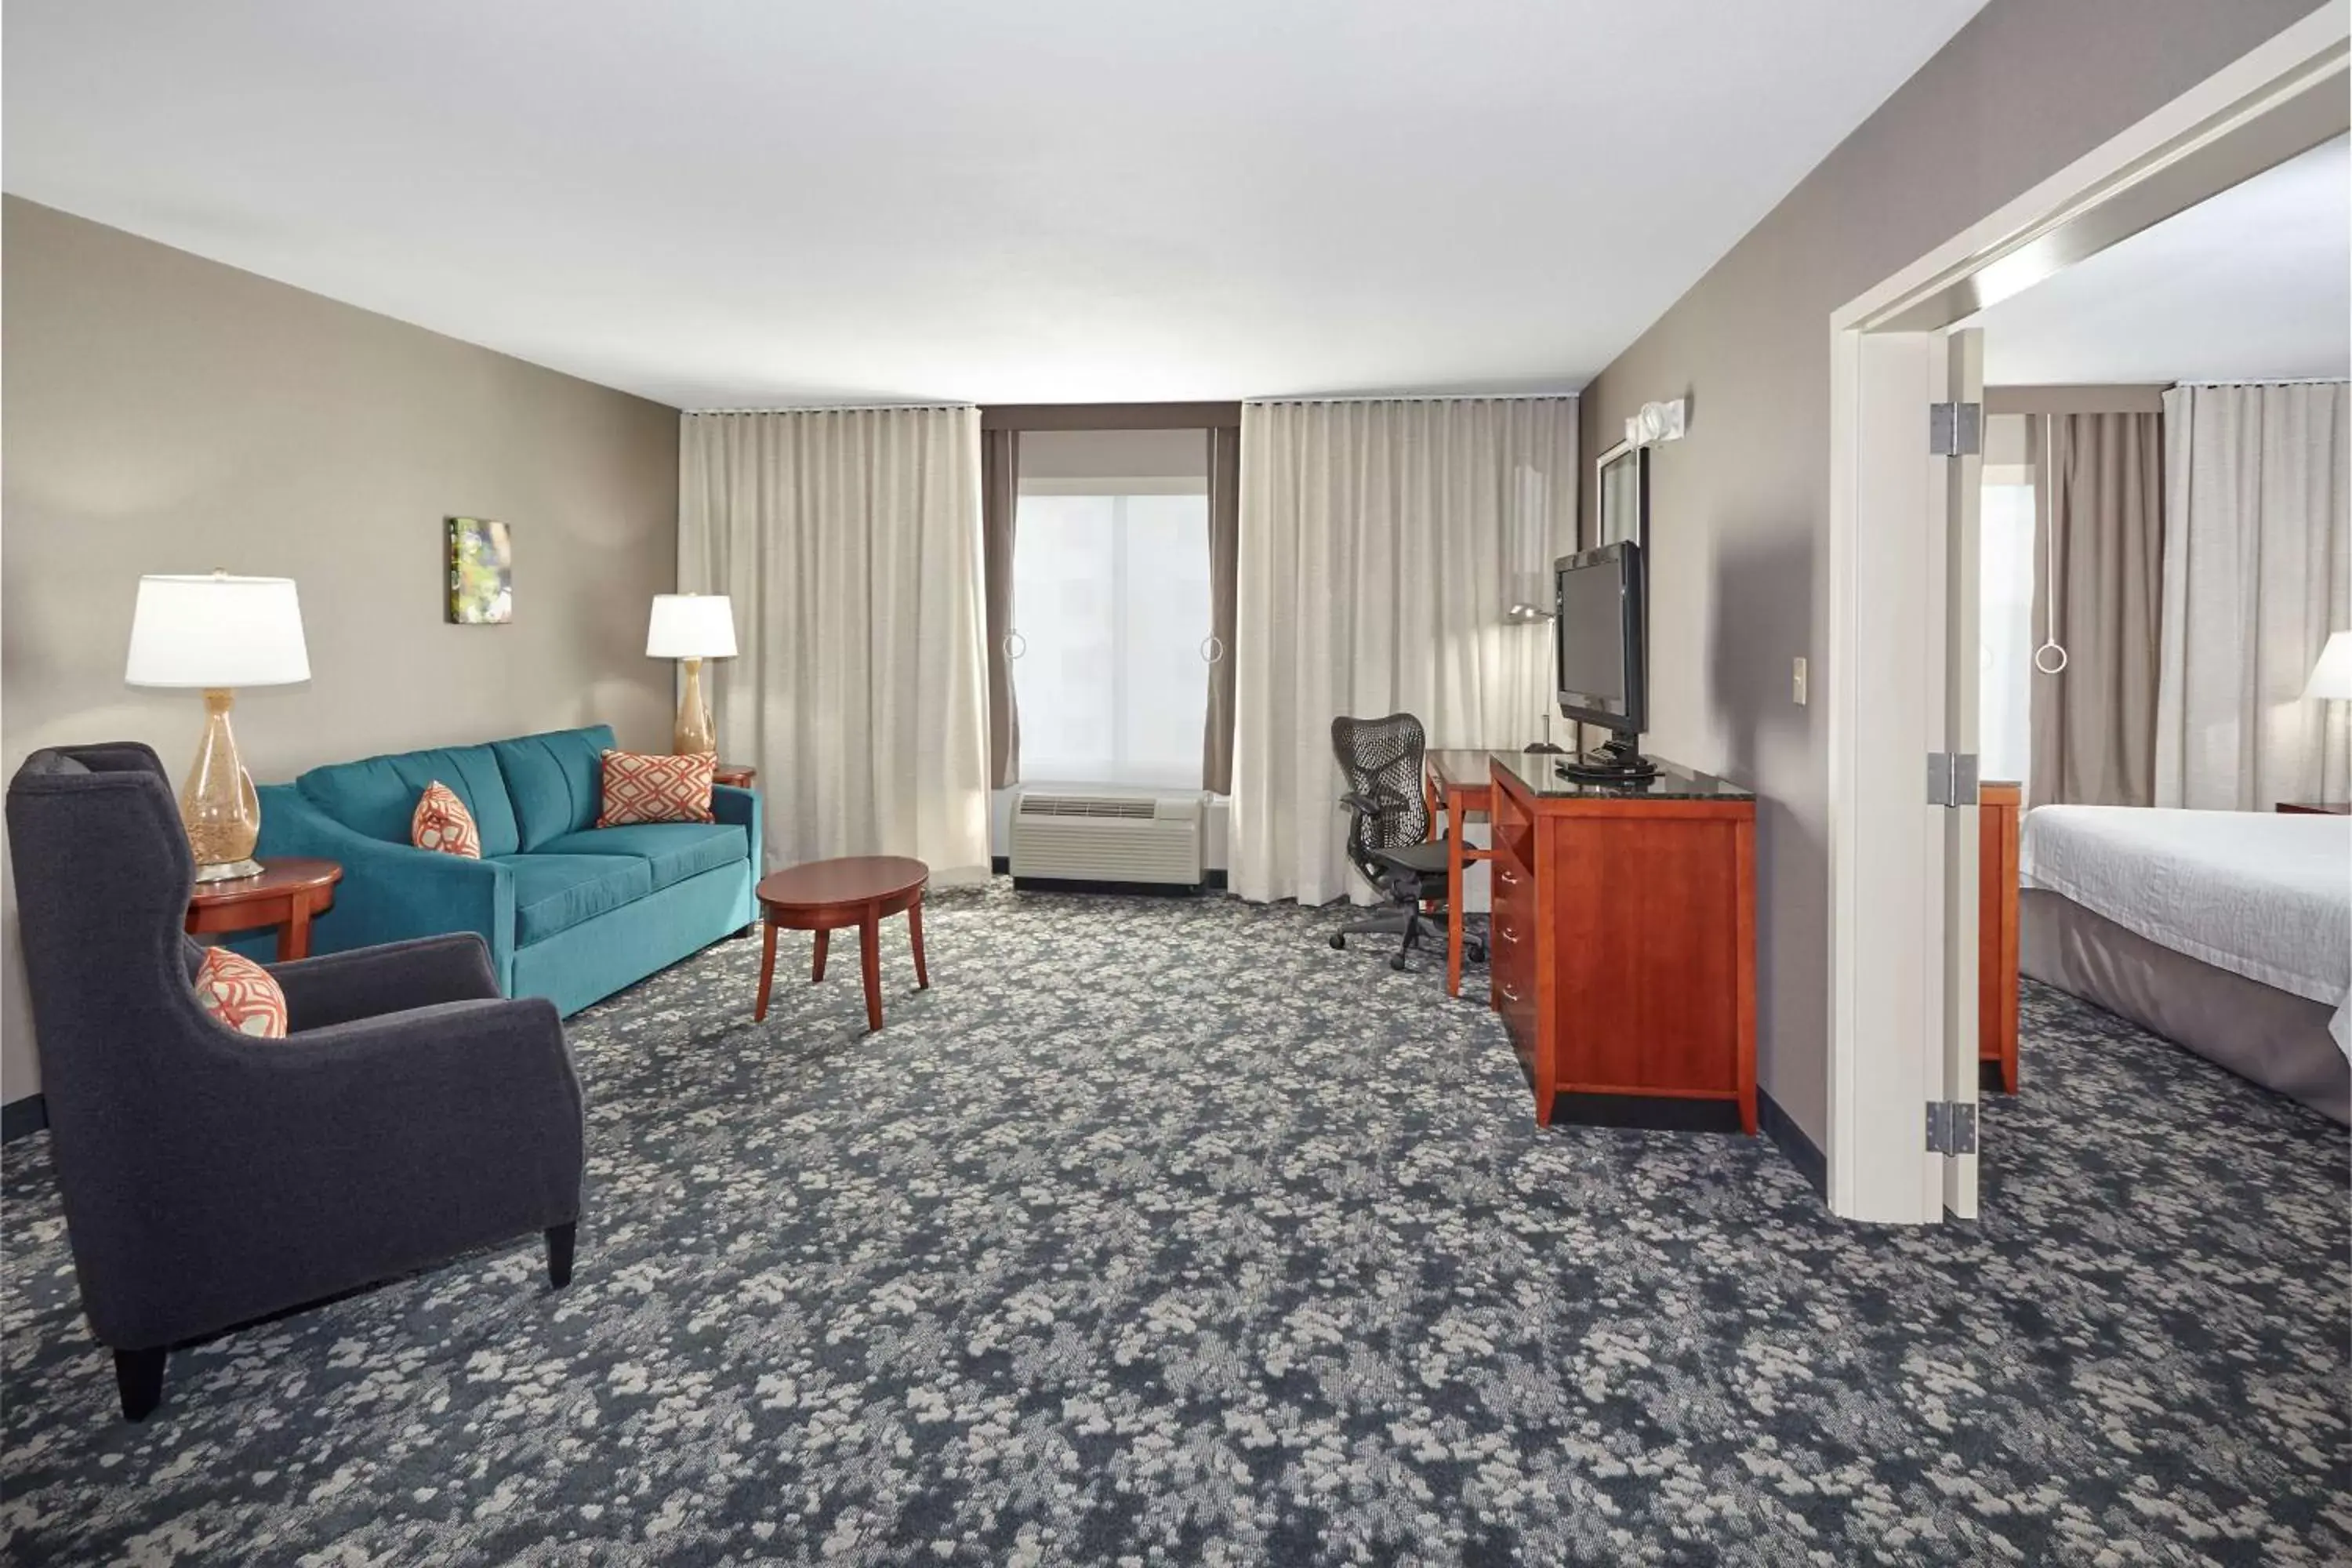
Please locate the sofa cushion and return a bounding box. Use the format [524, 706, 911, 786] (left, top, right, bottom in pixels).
[494, 852, 654, 946]
[297, 744, 520, 858]
[537, 822, 747, 891]
[491, 727, 617, 851]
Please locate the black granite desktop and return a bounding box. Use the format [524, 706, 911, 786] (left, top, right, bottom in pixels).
[1490, 751, 1755, 801]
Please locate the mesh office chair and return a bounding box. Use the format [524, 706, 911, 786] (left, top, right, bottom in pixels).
[1328, 713, 1485, 971]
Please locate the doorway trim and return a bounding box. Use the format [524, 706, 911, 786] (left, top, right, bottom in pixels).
[1823, 0, 2351, 1223]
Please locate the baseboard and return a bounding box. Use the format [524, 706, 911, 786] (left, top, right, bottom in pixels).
[1548, 1094, 1745, 1135]
[1757, 1087, 1828, 1198]
[993, 857, 1227, 894]
[2, 1094, 49, 1145]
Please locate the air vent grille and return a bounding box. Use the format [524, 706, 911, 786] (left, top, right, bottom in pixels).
[1018, 795, 1158, 820]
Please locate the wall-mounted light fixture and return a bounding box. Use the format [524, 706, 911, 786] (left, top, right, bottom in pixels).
[1623, 397, 1687, 448]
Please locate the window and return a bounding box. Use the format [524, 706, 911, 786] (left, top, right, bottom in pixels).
[1980, 480, 2035, 793]
[1012, 487, 1211, 786]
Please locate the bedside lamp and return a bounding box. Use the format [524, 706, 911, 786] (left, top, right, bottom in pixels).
[124, 572, 311, 882]
[647, 593, 738, 755]
[2303, 631, 2352, 702]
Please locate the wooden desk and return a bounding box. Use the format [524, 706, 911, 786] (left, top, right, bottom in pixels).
[1489, 754, 1756, 1132]
[185, 858, 343, 961]
[1424, 750, 1504, 999]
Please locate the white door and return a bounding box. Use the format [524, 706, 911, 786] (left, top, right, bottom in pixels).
[1933, 327, 1984, 1218]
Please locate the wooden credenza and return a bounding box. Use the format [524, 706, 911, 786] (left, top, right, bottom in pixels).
[1489, 753, 1758, 1132]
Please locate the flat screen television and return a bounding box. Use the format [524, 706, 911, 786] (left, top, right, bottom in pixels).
[1553, 540, 1657, 782]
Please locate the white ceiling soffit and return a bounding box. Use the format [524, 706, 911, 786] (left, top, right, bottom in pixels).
[1976, 133, 2351, 387]
[4, 0, 1988, 408]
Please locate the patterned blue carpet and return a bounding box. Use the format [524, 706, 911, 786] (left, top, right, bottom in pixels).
[3, 884, 2347, 1565]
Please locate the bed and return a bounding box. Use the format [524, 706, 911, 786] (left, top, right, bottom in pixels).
[2016, 804, 2350, 1124]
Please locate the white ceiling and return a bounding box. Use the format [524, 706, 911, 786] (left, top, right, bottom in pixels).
[1976, 133, 2351, 387]
[4, 0, 1988, 408]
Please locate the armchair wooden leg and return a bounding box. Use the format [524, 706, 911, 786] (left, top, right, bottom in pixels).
[546, 1221, 576, 1290]
[114, 1347, 166, 1421]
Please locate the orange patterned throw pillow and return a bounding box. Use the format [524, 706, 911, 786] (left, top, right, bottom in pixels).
[411, 780, 482, 858]
[194, 948, 289, 1039]
[598, 750, 717, 826]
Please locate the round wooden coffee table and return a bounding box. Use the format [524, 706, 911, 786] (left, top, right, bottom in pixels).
[753, 856, 929, 1031]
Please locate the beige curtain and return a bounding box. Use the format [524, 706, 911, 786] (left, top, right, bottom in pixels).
[678, 408, 992, 883]
[2157, 383, 2352, 809]
[982, 428, 1022, 789]
[1231, 397, 1577, 905]
[2028, 411, 2165, 808]
[1201, 426, 1240, 795]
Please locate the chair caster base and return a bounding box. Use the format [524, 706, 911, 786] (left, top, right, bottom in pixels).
[1467, 942, 1487, 963]
[1329, 934, 1346, 950]
[1388, 954, 1410, 971]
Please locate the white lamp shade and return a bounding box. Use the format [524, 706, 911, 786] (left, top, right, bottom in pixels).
[124, 574, 310, 688]
[646, 593, 738, 659]
[2304, 630, 2352, 701]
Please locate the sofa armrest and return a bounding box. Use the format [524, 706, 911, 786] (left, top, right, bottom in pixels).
[270, 933, 501, 1032]
[255, 786, 515, 979]
[712, 783, 763, 873]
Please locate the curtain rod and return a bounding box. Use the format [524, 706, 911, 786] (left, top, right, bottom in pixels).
[1245, 391, 1581, 405]
[682, 402, 976, 416]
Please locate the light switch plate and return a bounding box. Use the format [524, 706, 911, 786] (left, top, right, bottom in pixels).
[1792, 656, 1808, 706]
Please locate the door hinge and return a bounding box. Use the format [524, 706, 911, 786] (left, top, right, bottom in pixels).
[1926, 1101, 1979, 1156]
[1927, 751, 1980, 808]
[1929, 401, 1983, 457]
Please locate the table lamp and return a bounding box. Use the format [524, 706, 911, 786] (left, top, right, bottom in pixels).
[2303, 631, 2352, 702]
[646, 593, 738, 755]
[124, 572, 311, 882]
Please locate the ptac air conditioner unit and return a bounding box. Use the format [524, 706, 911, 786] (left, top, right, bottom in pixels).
[1010, 789, 1206, 889]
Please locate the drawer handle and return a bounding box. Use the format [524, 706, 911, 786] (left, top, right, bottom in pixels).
[1500, 982, 1522, 1004]
[1497, 924, 1519, 946]
[1497, 869, 1518, 887]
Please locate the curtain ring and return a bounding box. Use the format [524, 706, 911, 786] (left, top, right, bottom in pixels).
[1200, 635, 1225, 665]
[1004, 630, 1026, 660]
[2033, 641, 2069, 675]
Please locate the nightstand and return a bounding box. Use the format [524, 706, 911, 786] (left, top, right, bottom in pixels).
[713, 763, 757, 789]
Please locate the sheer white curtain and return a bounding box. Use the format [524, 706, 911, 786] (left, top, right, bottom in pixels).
[679, 408, 992, 883]
[1231, 397, 1577, 905]
[2156, 383, 2351, 810]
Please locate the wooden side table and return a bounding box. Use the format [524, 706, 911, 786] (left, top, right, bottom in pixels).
[185, 858, 344, 961]
[713, 763, 757, 789]
[2276, 801, 2350, 815]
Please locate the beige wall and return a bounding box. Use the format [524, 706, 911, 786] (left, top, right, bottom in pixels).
[2, 197, 681, 1105]
[1577, 0, 2324, 1149]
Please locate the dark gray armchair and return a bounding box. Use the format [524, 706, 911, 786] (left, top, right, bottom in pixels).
[6, 743, 586, 1421]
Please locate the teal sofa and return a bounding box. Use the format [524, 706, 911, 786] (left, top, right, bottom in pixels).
[252, 725, 759, 1016]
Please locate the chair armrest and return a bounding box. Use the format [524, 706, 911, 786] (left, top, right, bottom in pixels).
[711, 782, 762, 872]
[234, 994, 585, 1237]
[255, 786, 515, 978]
[270, 933, 502, 1032]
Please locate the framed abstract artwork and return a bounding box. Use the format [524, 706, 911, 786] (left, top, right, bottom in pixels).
[445, 517, 513, 624]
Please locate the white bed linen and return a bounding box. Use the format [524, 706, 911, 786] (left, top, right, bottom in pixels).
[2019, 806, 2351, 1054]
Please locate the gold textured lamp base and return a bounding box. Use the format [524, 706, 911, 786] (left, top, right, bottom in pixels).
[673, 656, 717, 756]
[181, 688, 264, 882]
